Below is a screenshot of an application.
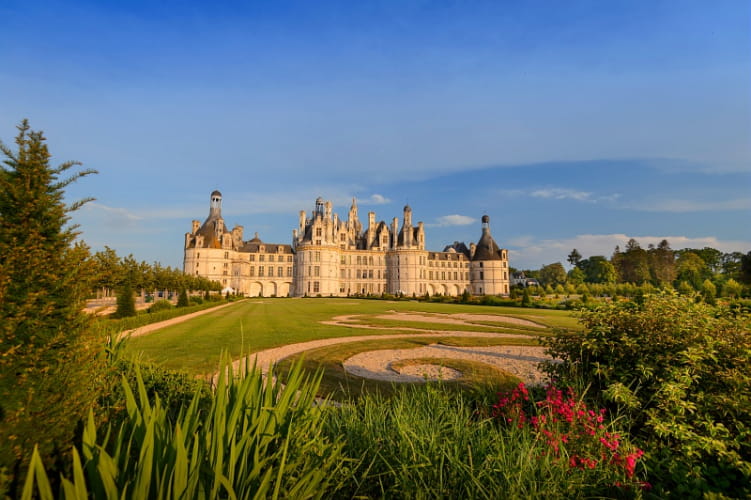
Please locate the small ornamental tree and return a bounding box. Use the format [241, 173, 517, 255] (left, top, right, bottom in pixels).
[114, 280, 137, 318]
[177, 288, 189, 307]
[0, 120, 99, 493]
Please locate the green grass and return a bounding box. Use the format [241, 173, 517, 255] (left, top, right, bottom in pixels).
[124, 298, 575, 376]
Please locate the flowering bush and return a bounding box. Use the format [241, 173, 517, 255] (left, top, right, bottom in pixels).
[542, 292, 751, 496]
[493, 383, 646, 490]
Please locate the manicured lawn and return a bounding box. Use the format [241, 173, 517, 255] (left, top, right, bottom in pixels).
[124, 298, 577, 375]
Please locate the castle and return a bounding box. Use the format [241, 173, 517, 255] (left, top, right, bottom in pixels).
[184, 191, 510, 297]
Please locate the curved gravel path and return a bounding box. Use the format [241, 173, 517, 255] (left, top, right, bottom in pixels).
[222, 332, 551, 386]
[343, 344, 550, 385]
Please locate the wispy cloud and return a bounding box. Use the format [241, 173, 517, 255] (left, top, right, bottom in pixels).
[626, 198, 751, 213]
[361, 193, 391, 205]
[431, 214, 476, 227]
[530, 188, 594, 202]
[83, 202, 144, 225]
[499, 187, 620, 204]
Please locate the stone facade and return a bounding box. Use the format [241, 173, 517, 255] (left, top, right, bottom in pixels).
[184, 191, 510, 297]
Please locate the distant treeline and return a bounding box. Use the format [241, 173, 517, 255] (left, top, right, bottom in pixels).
[520, 239, 750, 296]
[91, 246, 221, 298]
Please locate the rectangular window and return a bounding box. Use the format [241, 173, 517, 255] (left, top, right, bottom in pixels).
[224, 252, 229, 259]
[259, 266, 264, 277]
[249, 266, 255, 277]
[314, 266, 320, 277]
[313, 281, 320, 293]
[259, 255, 265, 262]
[268, 267, 274, 277]
[316, 227, 322, 237]
[249, 255, 255, 261]
[278, 267, 283, 277]
[368, 270, 373, 279]
[287, 267, 293, 277]
[429, 271, 433, 280]
[441, 271, 446, 280]
[315, 251, 321, 262]
[287, 255, 293, 262]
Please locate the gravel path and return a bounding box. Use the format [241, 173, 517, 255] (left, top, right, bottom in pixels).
[224, 333, 552, 386]
[343, 344, 550, 385]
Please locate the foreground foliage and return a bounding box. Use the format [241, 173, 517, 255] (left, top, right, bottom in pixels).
[324, 384, 643, 499]
[0, 120, 101, 495]
[543, 292, 751, 497]
[23, 360, 345, 499]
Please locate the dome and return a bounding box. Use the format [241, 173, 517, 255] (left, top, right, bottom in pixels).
[211, 190, 222, 197]
[482, 215, 490, 224]
[403, 204, 412, 212]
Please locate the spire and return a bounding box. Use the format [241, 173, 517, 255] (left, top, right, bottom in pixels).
[209, 190, 222, 218]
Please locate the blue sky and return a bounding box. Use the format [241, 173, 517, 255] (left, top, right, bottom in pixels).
[1, 0, 749, 269]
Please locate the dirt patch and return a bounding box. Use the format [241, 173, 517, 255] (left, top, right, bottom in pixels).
[394, 363, 463, 382]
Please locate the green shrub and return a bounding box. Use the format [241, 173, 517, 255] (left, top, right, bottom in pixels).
[113, 281, 136, 318]
[176, 288, 189, 307]
[147, 299, 172, 313]
[543, 292, 751, 497]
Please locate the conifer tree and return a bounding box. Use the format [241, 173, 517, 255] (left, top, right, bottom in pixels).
[0, 120, 98, 492]
[114, 280, 137, 318]
[177, 287, 189, 307]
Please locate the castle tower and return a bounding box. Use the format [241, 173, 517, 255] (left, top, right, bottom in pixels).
[210, 190, 222, 217]
[293, 197, 342, 296]
[184, 190, 235, 292]
[470, 215, 510, 295]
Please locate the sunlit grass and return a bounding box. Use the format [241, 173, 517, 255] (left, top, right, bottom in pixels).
[124, 298, 573, 376]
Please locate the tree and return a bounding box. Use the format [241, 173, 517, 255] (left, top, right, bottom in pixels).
[722, 278, 742, 299]
[676, 252, 707, 289]
[0, 120, 99, 491]
[579, 256, 617, 284]
[539, 262, 567, 286]
[648, 239, 676, 286]
[567, 267, 585, 285]
[177, 288, 189, 307]
[700, 279, 717, 305]
[567, 249, 582, 268]
[114, 280, 137, 318]
[612, 238, 650, 284]
[741, 251, 751, 285]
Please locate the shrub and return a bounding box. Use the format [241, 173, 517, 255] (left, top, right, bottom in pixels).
[113, 281, 136, 318]
[147, 299, 173, 313]
[493, 383, 646, 492]
[176, 288, 189, 307]
[542, 292, 751, 496]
